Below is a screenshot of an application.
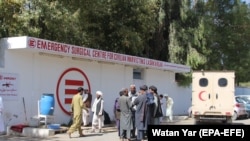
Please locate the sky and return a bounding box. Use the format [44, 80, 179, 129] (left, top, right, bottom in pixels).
[242, 0, 250, 3]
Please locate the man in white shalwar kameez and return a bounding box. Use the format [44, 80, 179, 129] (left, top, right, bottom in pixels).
[165, 94, 174, 122]
[159, 94, 166, 122]
[90, 91, 104, 133]
[82, 89, 91, 126]
[0, 96, 5, 134]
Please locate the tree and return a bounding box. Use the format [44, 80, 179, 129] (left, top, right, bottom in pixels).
[201, 0, 250, 85]
[0, 0, 26, 38]
[1, 0, 250, 86]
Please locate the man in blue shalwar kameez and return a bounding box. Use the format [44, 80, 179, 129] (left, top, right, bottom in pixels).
[132, 85, 154, 141]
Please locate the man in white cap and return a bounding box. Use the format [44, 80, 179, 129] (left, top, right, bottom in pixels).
[165, 94, 174, 122]
[91, 91, 104, 133]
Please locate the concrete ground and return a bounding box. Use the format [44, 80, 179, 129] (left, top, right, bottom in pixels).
[0, 131, 121, 141]
[0, 116, 188, 141]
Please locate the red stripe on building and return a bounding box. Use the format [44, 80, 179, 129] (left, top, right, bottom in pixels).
[65, 79, 84, 86]
[65, 98, 72, 104]
[65, 89, 77, 95]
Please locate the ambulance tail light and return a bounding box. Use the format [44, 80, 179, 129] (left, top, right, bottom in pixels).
[194, 111, 200, 115]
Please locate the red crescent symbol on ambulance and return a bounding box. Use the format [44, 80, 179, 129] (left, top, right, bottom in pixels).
[198, 91, 206, 101]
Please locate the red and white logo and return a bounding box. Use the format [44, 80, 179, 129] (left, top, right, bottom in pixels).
[56, 68, 91, 115]
[198, 91, 206, 101]
[28, 38, 36, 48]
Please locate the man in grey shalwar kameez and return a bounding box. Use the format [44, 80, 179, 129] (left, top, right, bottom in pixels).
[132, 85, 154, 141]
[118, 88, 133, 141]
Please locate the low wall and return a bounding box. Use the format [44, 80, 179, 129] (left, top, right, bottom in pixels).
[235, 87, 250, 95]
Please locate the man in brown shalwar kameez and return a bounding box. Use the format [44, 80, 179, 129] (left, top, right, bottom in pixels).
[67, 87, 87, 138]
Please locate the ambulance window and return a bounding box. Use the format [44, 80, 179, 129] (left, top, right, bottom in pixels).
[218, 78, 227, 87]
[199, 78, 208, 87]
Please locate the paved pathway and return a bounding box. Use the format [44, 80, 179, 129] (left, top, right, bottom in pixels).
[0, 127, 134, 141]
[0, 116, 188, 141]
[0, 131, 121, 141]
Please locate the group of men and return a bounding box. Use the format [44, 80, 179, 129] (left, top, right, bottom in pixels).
[114, 84, 174, 141]
[66, 85, 174, 140]
[67, 87, 104, 138]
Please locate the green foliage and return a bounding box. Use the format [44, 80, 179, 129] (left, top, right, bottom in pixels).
[201, 0, 250, 84]
[1, 0, 250, 85]
[176, 73, 192, 87]
[0, 0, 26, 37]
[239, 82, 250, 87]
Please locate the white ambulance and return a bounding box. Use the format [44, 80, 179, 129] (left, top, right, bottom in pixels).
[191, 70, 235, 124]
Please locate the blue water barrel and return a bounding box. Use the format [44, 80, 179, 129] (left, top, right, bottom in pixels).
[40, 93, 55, 115]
